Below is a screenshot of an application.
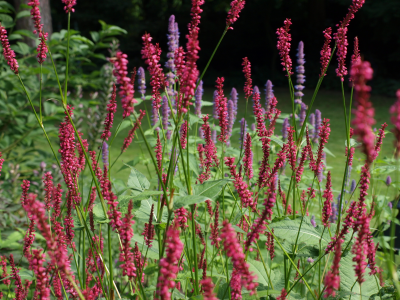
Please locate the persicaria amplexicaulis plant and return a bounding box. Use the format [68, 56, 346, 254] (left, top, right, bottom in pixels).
[0, 0, 399, 299]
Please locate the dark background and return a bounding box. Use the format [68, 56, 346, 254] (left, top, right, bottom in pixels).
[39, 0, 400, 94]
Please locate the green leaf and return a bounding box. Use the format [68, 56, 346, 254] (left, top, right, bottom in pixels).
[125, 165, 150, 192]
[268, 136, 284, 147]
[193, 179, 230, 200]
[188, 153, 200, 177]
[0, 1, 15, 12]
[0, 13, 12, 22]
[269, 217, 331, 253]
[144, 263, 158, 275]
[173, 195, 210, 209]
[200, 101, 213, 106]
[13, 29, 36, 39]
[16, 10, 30, 19]
[92, 203, 108, 222]
[323, 146, 336, 157]
[339, 253, 379, 299]
[247, 259, 271, 286]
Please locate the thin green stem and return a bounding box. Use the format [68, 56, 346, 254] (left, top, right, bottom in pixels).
[64, 12, 71, 102]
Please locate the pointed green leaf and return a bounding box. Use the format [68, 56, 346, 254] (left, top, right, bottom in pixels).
[194, 179, 230, 200]
[125, 164, 150, 192]
[173, 195, 210, 209]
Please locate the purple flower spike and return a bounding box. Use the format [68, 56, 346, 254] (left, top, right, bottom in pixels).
[307, 257, 314, 264]
[230, 87, 238, 120]
[227, 100, 235, 146]
[299, 102, 307, 126]
[213, 90, 219, 119]
[350, 179, 356, 193]
[152, 106, 159, 127]
[211, 126, 217, 145]
[137, 66, 146, 100]
[195, 80, 203, 117]
[309, 113, 315, 137]
[314, 109, 322, 142]
[102, 142, 109, 167]
[282, 118, 289, 141]
[239, 118, 247, 144]
[386, 175, 392, 187]
[310, 215, 316, 227]
[295, 41, 306, 101]
[166, 15, 179, 72]
[252, 85, 260, 107]
[251, 123, 256, 132]
[162, 95, 172, 139]
[265, 80, 274, 111]
[199, 127, 204, 139]
[388, 202, 393, 210]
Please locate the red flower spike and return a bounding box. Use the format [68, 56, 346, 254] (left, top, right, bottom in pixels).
[242, 57, 253, 98]
[320, 27, 332, 77]
[101, 84, 117, 140]
[276, 19, 293, 75]
[324, 239, 342, 297]
[122, 110, 146, 152]
[226, 0, 245, 30]
[322, 171, 333, 227]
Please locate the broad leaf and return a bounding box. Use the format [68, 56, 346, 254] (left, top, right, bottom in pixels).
[126, 165, 150, 192]
[339, 253, 379, 299]
[173, 195, 210, 209]
[194, 179, 230, 200]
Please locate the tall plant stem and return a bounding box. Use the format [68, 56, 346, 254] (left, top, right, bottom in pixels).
[191, 205, 199, 295]
[108, 225, 114, 300]
[196, 29, 227, 89]
[64, 12, 71, 101]
[39, 64, 43, 122]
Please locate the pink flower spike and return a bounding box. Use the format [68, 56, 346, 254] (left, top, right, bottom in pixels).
[277, 288, 287, 300]
[216, 77, 228, 144]
[122, 110, 146, 152]
[110, 51, 137, 118]
[324, 239, 342, 298]
[0, 152, 4, 176]
[0, 26, 19, 74]
[21, 180, 30, 208]
[391, 90, 400, 158]
[180, 120, 188, 150]
[351, 60, 375, 165]
[61, 0, 77, 13]
[101, 84, 117, 140]
[9, 254, 25, 300]
[351, 36, 361, 66]
[372, 123, 388, 160]
[221, 220, 258, 294]
[243, 133, 253, 179]
[226, 0, 245, 30]
[119, 200, 137, 280]
[43, 172, 54, 211]
[276, 18, 293, 75]
[314, 119, 331, 176]
[322, 171, 333, 227]
[198, 115, 219, 183]
[225, 157, 254, 208]
[242, 57, 253, 98]
[200, 277, 218, 300]
[156, 223, 183, 300]
[320, 27, 332, 77]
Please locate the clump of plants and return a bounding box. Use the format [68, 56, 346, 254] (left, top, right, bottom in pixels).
[0, 0, 399, 299]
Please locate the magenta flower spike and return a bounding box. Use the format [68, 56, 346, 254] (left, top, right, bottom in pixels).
[324, 239, 342, 297]
[61, 0, 77, 13]
[322, 171, 333, 227]
[320, 27, 332, 77]
[226, 0, 245, 30]
[276, 18, 293, 75]
[0, 26, 19, 73]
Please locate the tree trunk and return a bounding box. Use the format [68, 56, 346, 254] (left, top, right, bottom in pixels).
[13, 0, 53, 47]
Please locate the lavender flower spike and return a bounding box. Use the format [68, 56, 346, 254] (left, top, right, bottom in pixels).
[295, 41, 306, 102]
[310, 215, 316, 227]
[314, 109, 322, 142]
[309, 113, 315, 137]
[165, 15, 179, 72]
[137, 66, 146, 100]
[102, 142, 109, 167]
[265, 80, 274, 111]
[162, 95, 172, 139]
[195, 80, 203, 117]
[299, 102, 307, 126]
[350, 179, 356, 193]
[239, 118, 248, 144]
[282, 118, 289, 141]
[252, 85, 260, 107]
[227, 100, 235, 146]
[230, 87, 238, 120]
[386, 175, 392, 187]
[213, 90, 219, 119]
